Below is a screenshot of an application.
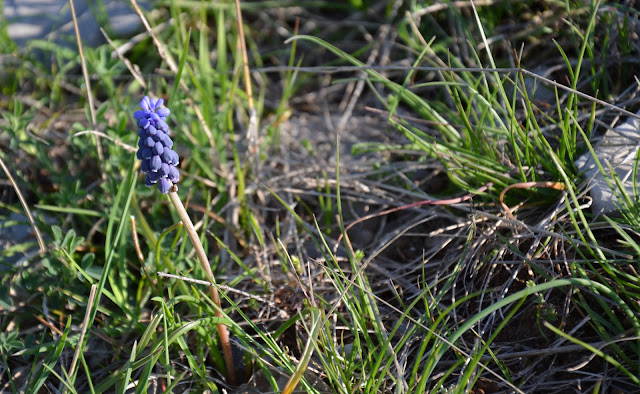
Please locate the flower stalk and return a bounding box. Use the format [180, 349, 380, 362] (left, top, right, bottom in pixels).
[167, 188, 236, 385]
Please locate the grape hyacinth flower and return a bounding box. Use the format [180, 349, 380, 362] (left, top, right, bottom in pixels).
[135, 96, 180, 194]
[132, 95, 236, 383]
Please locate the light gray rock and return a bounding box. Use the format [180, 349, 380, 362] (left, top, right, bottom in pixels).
[575, 112, 640, 215]
[4, 0, 145, 49]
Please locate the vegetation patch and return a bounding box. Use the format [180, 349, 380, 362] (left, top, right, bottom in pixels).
[2, 1, 640, 392]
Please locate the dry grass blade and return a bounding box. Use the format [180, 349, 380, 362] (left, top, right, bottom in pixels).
[71, 130, 136, 152]
[0, 155, 46, 253]
[100, 28, 146, 88]
[411, 0, 498, 18]
[130, 216, 144, 263]
[158, 272, 278, 307]
[68, 0, 105, 180]
[66, 284, 97, 391]
[234, 0, 259, 161]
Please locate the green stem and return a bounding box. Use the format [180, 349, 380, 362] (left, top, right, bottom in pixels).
[168, 189, 236, 385]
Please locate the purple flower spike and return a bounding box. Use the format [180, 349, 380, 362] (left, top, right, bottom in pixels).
[134, 95, 180, 194]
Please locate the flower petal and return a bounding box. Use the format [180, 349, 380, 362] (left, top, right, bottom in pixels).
[157, 108, 170, 117]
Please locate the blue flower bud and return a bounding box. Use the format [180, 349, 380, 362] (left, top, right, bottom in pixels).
[141, 159, 150, 173]
[158, 178, 171, 194]
[141, 147, 153, 159]
[140, 97, 151, 111]
[152, 142, 164, 155]
[138, 118, 150, 129]
[158, 163, 170, 177]
[145, 171, 160, 185]
[168, 166, 180, 183]
[134, 96, 180, 194]
[157, 132, 170, 146]
[164, 137, 173, 149]
[156, 119, 168, 131]
[150, 155, 162, 171]
[170, 150, 179, 165]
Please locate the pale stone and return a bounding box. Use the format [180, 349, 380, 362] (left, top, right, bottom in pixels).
[4, 0, 145, 49]
[575, 111, 640, 214]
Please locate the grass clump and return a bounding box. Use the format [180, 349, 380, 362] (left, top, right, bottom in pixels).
[2, 0, 640, 393]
